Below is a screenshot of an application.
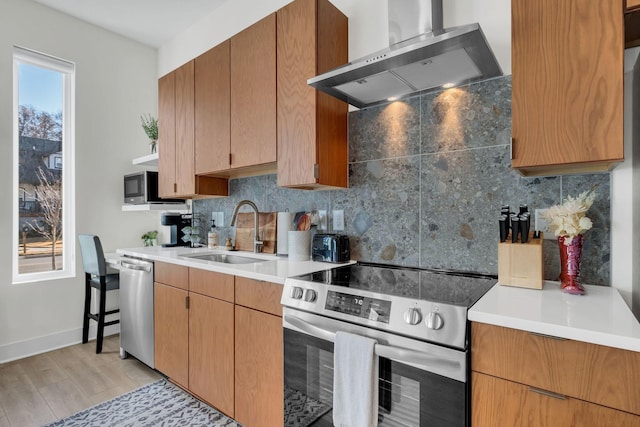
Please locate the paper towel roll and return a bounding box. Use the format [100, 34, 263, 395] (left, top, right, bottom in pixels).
[277, 212, 295, 255]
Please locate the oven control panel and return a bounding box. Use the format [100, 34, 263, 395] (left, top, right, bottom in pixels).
[325, 291, 391, 324]
[282, 278, 469, 349]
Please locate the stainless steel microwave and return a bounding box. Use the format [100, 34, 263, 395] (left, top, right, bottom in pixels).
[124, 171, 184, 204]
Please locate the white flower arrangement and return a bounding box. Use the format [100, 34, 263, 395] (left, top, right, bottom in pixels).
[541, 189, 596, 244]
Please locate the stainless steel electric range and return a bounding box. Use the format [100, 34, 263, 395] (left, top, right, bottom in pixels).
[281, 262, 496, 427]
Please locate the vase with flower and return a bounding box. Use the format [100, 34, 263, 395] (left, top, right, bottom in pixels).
[541, 189, 597, 295]
[140, 114, 158, 154]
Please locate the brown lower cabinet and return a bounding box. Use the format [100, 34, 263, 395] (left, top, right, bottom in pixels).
[189, 292, 234, 417]
[154, 282, 189, 388]
[471, 322, 640, 426]
[154, 264, 235, 417]
[234, 305, 283, 427]
[154, 263, 284, 426]
[234, 277, 284, 427]
[472, 372, 640, 427]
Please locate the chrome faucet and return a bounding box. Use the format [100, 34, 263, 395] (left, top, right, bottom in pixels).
[230, 200, 263, 253]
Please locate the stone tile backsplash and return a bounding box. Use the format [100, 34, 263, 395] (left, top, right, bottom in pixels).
[194, 76, 611, 286]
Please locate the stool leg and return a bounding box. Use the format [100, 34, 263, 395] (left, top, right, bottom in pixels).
[82, 273, 91, 344]
[96, 277, 107, 354]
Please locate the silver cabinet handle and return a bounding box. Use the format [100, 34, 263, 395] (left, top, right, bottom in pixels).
[529, 332, 568, 341]
[284, 314, 462, 371]
[529, 387, 566, 400]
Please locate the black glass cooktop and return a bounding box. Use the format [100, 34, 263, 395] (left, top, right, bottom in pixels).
[293, 262, 497, 307]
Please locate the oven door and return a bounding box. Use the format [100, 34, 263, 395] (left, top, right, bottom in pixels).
[283, 307, 468, 427]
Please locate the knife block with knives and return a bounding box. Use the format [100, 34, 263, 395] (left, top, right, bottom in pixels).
[498, 232, 544, 289]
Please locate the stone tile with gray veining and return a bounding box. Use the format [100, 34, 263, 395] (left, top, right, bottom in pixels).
[331, 157, 421, 266]
[420, 145, 561, 274]
[348, 97, 421, 162]
[192, 76, 612, 287]
[421, 76, 512, 154]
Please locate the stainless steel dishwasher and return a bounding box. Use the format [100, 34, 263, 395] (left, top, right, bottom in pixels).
[118, 257, 154, 368]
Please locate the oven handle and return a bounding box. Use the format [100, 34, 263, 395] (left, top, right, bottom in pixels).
[284, 313, 463, 371]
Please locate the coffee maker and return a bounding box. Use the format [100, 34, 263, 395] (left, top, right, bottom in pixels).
[161, 212, 192, 247]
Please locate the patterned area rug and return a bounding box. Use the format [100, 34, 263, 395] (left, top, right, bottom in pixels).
[284, 386, 331, 427]
[43, 379, 240, 427]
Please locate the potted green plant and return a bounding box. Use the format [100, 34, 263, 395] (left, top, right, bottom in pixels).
[140, 114, 158, 154]
[141, 230, 158, 247]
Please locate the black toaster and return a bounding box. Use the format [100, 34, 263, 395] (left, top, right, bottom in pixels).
[312, 234, 350, 263]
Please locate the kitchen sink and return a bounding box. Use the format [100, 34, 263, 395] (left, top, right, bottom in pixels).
[181, 253, 268, 264]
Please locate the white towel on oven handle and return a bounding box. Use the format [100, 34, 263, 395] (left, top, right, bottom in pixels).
[332, 331, 379, 427]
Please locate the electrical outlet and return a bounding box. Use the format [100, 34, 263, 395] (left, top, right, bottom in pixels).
[332, 210, 345, 231]
[212, 211, 224, 227]
[534, 209, 554, 239]
[317, 210, 328, 231]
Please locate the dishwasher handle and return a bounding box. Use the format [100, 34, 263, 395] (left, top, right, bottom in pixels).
[120, 260, 153, 273]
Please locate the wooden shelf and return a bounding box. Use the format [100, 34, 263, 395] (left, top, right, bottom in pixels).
[132, 152, 159, 166]
[121, 203, 188, 212]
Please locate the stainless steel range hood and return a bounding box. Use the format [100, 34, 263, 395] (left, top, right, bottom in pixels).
[308, 0, 503, 109]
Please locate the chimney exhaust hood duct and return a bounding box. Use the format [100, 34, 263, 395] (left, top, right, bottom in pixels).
[308, 0, 503, 109]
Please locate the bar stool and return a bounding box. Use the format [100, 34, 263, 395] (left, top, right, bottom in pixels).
[78, 234, 120, 354]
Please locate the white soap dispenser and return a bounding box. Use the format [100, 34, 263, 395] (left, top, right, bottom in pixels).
[208, 220, 219, 249]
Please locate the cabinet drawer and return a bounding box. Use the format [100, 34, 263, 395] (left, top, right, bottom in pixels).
[155, 262, 189, 290]
[471, 323, 640, 415]
[189, 268, 234, 302]
[472, 372, 640, 427]
[235, 276, 282, 317]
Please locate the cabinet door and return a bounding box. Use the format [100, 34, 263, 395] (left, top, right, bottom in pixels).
[235, 306, 283, 427]
[189, 293, 235, 417]
[230, 13, 277, 169]
[175, 61, 196, 195]
[276, 0, 317, 187]
[511, 0, 623, 175]
[155, 262, 189, 290]
[195, 41, 231, 175]
[472, 372, 640, 426]
[277, 0, 348, 189]
[158, 72, 176, 198]
[154, 282, 189, 388]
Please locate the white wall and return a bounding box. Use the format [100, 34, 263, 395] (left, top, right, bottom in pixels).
[0, 0, 160, 361]
[612, 48, 640, 307]
[158, 0, 512, 77]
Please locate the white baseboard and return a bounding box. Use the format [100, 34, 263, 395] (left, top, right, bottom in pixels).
[0, 324, 120, 363]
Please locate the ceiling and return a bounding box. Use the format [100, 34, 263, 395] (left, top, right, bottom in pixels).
[33, 0, 230, 48]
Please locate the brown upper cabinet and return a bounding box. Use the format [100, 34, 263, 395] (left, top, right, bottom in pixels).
[277, 0, 349, 189]
[628, 0, 640, 10]
[195, 41, 231, 175]
[230, 14, 277, 171]
[160, 0, 348, 189]
[158, 63, 228, 198]
[511, 0, 624, 176]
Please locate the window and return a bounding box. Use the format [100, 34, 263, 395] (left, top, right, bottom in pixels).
[12, 46, 75, 283]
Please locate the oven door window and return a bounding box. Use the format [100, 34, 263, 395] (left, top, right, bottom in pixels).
[284, 329, 467, 427]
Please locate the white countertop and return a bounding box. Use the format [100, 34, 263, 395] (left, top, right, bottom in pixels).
[114, 246, 350, 284]
[469, 281, 640, 352]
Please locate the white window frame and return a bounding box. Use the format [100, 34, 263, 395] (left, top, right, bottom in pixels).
[12, 46, 76, 284]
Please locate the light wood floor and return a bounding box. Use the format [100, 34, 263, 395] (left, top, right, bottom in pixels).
[0, 335, 162, 427]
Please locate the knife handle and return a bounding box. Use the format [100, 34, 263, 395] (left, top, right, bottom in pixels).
[499, 217, 508, 242]
[511, 217, 520, 243]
